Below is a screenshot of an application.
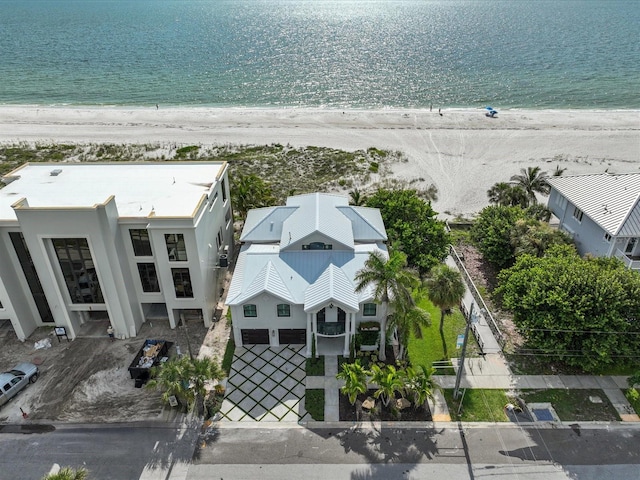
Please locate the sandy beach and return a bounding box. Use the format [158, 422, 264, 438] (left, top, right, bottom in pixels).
[0, 106, 638, 217]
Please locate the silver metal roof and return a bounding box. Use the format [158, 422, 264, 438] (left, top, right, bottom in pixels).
[238, 193, 387, 248]
[304, 264, 359, 312]
[548, 173, 640, 236]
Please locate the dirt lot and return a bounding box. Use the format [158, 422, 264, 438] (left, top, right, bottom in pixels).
[0, 316, 230, 424]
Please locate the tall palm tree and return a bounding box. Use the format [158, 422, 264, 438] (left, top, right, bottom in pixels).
[426, 264, 465, 359]
[510, 166, 550, 206]
[354, 250, 417, 361]
[42, 467, 88, 480]
[337, 360, 369, 405]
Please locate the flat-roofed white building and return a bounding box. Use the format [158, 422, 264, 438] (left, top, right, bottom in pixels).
[227, 193, 388, 357]
[0, 162, 233, 341]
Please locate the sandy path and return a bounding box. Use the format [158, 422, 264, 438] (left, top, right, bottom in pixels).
[1, 106, 638, 216]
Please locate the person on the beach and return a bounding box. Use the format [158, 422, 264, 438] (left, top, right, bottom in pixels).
[439, 108, 442, 116]
[107, 324, 114, 341]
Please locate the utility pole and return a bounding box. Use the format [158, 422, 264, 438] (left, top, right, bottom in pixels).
[454, 302, 473, 399]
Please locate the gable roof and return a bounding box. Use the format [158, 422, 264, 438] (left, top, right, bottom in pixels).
[229, 260, 295, 305]
[548, 173, 640, 236]
[304, 264, 360, 312]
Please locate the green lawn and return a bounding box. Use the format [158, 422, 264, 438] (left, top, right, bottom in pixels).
[520, 389, 620, 422]
[306, 356, 325, 376]
[443, 389, 510, 422]
[407, 294, 471, 373]
[305, 389, 324, 421]
[221, 336, 235, 377]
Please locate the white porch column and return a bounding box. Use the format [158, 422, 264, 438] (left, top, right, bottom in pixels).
[342, 313, 351, 357]
[306, 312, 312, 357]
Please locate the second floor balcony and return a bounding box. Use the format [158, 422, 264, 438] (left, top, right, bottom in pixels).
[317, 320, 346, 336]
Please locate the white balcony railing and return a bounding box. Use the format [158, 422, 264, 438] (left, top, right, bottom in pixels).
[614, 249, 640, 270]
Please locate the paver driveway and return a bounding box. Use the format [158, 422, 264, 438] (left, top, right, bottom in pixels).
[219, 345, 310, 422]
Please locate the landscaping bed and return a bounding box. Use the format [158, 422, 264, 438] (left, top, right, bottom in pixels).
[339, 390, 432, 422]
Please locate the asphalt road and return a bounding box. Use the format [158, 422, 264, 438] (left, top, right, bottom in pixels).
[1, 422, 639, 480]
[0, 421, 197, 480]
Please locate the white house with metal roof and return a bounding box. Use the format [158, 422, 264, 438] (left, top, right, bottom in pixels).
[547, 172, 640, 270]
[0, 162, 233, 341]
[226, 193, 388, 357]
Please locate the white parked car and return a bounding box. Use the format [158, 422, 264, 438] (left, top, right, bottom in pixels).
[0, 362, 38, 407]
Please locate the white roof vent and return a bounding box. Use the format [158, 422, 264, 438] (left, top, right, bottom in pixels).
[50, 169, 63, 176]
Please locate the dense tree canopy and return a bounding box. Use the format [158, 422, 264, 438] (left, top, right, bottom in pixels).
[366, 188, 449, 274]
[470, 205, 568, 269]
[496, 245, 640, 372]
[470, 205, 527, 268]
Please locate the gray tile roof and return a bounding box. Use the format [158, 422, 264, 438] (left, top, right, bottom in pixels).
[548, 173, 640, 236]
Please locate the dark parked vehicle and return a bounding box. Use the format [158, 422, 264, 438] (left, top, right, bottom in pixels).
[0, 362, 38, 407]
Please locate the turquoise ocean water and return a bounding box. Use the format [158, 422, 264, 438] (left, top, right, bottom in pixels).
[0, 0, 638, 109]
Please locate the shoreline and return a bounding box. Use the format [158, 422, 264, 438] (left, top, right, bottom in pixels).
[0, 106, 638, 217]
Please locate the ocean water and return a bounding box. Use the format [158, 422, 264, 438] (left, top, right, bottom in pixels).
[0, 0, 638, 109]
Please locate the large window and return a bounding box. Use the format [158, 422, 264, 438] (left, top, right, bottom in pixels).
[243, 304, 257, 317]
[53, 238, 104, 304]
[9, 232, 53, 322]
[172, 268, 193, 298]
[277, 304, 290, 317]
[221, 178, 227, 202]
[137, 263, 160, 293]
[363, 303, 377, 316]
[573, 207, 584, 222]
[130, 229, 152, 256]
[165, 234, 187, 261]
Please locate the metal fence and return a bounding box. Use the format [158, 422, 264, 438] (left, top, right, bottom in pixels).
[449, 245, 505, 348]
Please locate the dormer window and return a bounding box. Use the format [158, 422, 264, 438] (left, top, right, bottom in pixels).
[302, 242, 332, 250]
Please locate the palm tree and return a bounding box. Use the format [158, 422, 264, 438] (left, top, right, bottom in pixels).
[348, 188, 367, 206]
[402, 364, 437, 409]
[230, 173, 275, 220]
[354, 250, 417, 361]
[425, 264, 465, 359]
[553, 165, 566, 176]
[369, 364, 403, 408]
[510, 166, 550, 206]
[487, 182, 528, 207]
[337, 360, 369, 405]
[190, 357, 223, 415]
[42, 467, 88, 480]
[147, 356, 222, 413]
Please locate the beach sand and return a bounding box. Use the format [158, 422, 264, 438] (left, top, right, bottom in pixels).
[0, 106, 638, 217]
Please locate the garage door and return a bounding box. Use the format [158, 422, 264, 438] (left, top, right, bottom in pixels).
[278, 329, 306, 344]
[241, 329, 269, 345]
